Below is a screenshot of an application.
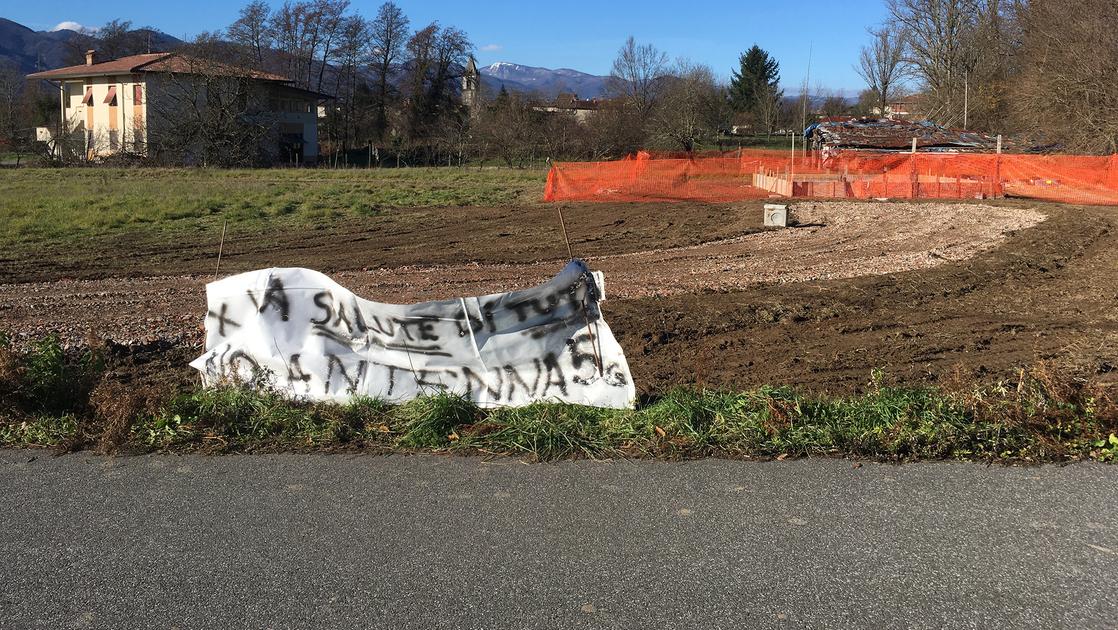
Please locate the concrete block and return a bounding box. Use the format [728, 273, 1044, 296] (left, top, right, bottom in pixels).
[764, 203, 788, 227]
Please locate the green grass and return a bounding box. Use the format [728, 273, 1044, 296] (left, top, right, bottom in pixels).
[73, 384, 1118, 461]
[1, 337, 1114, 460]
[0, 167, 546, 246]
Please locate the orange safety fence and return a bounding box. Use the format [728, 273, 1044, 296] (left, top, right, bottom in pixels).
[543, 150, 1118, 206]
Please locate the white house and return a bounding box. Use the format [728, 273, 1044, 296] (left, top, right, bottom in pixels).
[28, 50, 327, 164]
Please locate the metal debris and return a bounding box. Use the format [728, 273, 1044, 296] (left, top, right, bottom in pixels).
[806, 118, 1004, 154]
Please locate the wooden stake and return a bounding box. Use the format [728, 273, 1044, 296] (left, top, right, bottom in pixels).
[555, 205, 602, 375]
[556, 205, 575, 259]
[214, 220, 228, 280]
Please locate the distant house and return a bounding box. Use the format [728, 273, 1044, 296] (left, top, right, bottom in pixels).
[535, 93, 600, 123]
[27, 50, 328, 164]
[874, 95, 925, 121]
[728, 112, 753, 136]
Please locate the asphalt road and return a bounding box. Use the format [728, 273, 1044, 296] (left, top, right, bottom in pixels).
[1, 451, 1115, 630]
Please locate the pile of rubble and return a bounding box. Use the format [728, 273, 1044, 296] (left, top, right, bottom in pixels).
[806, 118, 1004, 153]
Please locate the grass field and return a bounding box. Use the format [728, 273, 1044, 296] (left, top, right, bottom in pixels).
[0, 167, 546, 246]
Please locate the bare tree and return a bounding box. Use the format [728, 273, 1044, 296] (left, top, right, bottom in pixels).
[270, 2, 310, 87]
[327, 15, 369, 153]
[887, 0, 979, 126]
[607, 36, 668, 120]
[93, 20, 148, 59]
[228, 1, 274, 67]
[585, 102, 646, 158]
[539, 110, 588, 162]
[311, 0, 350, 92]
[966, 0, 1023, 130]
[60, 19, 161, 65]
[856, 26, 907, 117]
[887, 0, 1019, 129]
[404, 23, 439, 139]
[819, 90, 852, 118]
[649, 60, 726, 152]
[268, 0, 349, 91]
[147, 36, 279, 166]
[0, 62, 31, 164]
[404, 23, 471, 142]
[472, 89, 540, 167]
[754, 83, 782, 137]
[1014, 0, 1118, 152]
[369, 2, 409, 140]
[431, 27, 471, 111]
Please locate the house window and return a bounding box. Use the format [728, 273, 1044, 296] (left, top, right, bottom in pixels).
[103, 86, 118, 106]
[82, 86, 94, 106]
[133, 84, 143, 105]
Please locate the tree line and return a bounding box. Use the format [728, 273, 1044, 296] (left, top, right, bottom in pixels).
[857, 0, 1118, 153]
[3, 0, 1115, 165]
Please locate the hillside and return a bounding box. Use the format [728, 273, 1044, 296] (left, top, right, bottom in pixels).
[2, 17, 610, 101]
[0, 18, 182, 73]
[481, 62, 609, 98]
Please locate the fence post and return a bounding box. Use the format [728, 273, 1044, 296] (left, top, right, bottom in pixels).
[911, 138, 918, 199]
[995, 134, 1003, 198]
[1108, 154, 1118, 196]
[790, 132, 796, 189]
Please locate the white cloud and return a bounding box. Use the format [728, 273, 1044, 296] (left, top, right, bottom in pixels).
[51, 21, 87, 32]
[479, 44, 502, 52]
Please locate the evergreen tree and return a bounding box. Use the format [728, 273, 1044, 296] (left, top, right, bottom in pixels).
[729, 45, 781, 114]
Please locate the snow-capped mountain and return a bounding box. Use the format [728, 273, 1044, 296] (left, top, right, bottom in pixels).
[3, 14, 613, 101]
[480, 62, 610, 99]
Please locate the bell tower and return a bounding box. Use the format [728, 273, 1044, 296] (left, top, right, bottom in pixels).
[462, 56, 480, 116]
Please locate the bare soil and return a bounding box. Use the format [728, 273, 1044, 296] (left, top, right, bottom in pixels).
[1, 199, 1115, 396]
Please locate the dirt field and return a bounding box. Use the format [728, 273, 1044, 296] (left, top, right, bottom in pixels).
[1, 198, 1115, 396]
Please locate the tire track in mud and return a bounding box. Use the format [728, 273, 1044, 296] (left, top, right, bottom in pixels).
[0, 202, 1045, 349]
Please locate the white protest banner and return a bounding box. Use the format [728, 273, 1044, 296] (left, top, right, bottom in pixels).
[190, 261, 636, 409]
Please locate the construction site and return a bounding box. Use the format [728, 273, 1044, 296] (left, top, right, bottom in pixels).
[0, 160, 1115, 399]
[546, 119, 1118, 206]
[6, 0, 1118, 626]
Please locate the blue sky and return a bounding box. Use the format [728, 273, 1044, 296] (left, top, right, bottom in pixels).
[8, 0, 890, 93]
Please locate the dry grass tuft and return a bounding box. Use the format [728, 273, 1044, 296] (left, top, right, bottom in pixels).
[89, 380, 172, 454]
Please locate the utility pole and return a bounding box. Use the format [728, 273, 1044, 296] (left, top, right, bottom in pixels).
[963, 70, 969, 129]
[801, 42, 812, 158]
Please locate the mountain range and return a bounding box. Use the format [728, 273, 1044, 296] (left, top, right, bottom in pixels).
[1, 17, 611, 99]
[0, 18, 183, 74]
[479, 62, 609, 99]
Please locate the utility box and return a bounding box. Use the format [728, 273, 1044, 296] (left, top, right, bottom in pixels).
[764, 203, 788, 227]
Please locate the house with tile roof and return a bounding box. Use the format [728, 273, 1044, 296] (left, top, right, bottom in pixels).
[28, 50, 329, 164]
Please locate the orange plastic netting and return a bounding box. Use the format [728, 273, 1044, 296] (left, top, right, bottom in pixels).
[543, 150, 1118, 206]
